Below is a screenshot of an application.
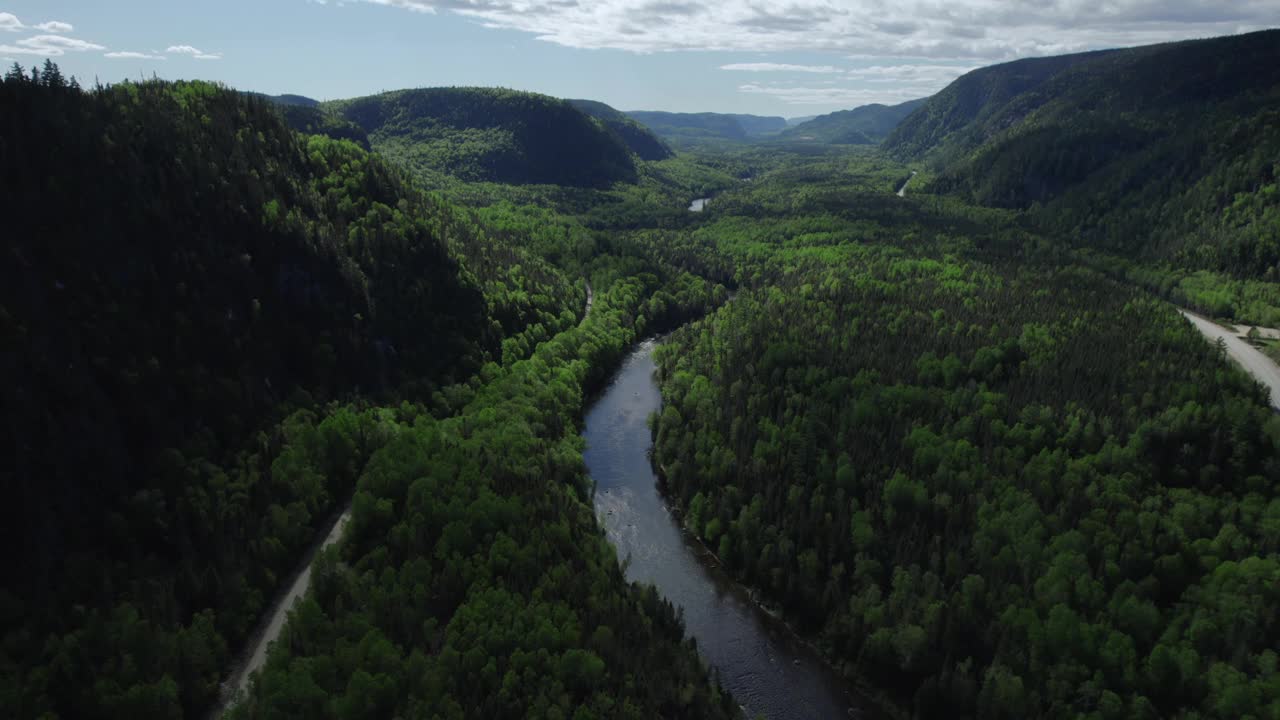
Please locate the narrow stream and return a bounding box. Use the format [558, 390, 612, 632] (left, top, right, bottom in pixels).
[584, 339, 878, 720]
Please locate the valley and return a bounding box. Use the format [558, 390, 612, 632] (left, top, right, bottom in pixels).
[3, 23, 1279, 720]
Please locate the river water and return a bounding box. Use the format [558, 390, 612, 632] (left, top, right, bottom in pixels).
[584, 339, 876, 720]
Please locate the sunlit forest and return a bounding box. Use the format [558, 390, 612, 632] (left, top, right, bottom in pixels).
[3, 23, 1279, 720]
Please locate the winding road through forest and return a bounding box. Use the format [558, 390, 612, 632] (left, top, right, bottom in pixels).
[1179, 308, 1280, 410]
[896, 171, 917, 197]
[212, 508, 353, 717]
[216, 277, 598, 716]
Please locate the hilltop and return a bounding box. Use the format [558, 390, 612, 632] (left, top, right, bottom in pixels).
[325, 87, 639, 187]
[568, 98, 674, 161]
[626, 110, 787, 144]
[884, 30, 1280, 280]
[780, 98, 927, 145]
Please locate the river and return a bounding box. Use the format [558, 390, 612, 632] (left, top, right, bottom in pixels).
[584, 339, 878, 720]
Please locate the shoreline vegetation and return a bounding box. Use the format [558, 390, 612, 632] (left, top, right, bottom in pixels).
[654, 456, 909, 720]
[6, 28, 1280, 718]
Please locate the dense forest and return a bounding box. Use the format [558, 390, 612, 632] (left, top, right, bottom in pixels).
[779, 99, 927, 145]
[0, 64, 734, 719]
[885, 30, 1280, 294]
[626, 111, 788, 145]
[232, 263, 737, 720]
[6, 23, 1280, 720]
[647, 147, 1280, 719]
[568, 99, 675, 162]
[321, 88, 639, 188]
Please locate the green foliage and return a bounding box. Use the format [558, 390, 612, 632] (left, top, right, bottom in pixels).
[326, 87, 638, 187]
[885, 30, 1280, 285]
[275, 103, 370, 149]
[647, 152, 1280, 719]
[567, 99, 673, 161]
[627, 110, 787, 146]
[778, 98, 926, 145]
[234, 270, 735, 720]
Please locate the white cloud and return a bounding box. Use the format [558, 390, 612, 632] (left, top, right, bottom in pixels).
[19, 35, 103, 51]
[0, 12, 23, 32]
[721, 62, 844, 74]
[167, 45, 223, 60]
[1, 34, 106, 56]
[35, 21, 74, 33]
[348, 0, 1278, 60]
[105, 51, 166, 60]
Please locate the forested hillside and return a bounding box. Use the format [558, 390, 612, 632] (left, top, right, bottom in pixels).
[780, 98, 926, 145]
[324, 87, 638, 188]
[8, 22, 1280, 720]
[274, 103, 371, 149]
[568, 99, 674, 161]
[0, 65, 732, 720]
[884, 30, 1280, 285]
[645, 156, 1280, 719]
[233, 262, 738, 720]
[627, 110, 787, 144]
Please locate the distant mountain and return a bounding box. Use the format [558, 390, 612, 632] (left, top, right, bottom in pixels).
[625, 111, 788, 144]
[249, 92, 319, 107]
[884, 29, 1280, 279]
[567, 99, 674, 161]
[779, 98, 927, 144]
[275, 104, 371, 149]
[786, 115, 818, 127]
[324, 87, 638, 187]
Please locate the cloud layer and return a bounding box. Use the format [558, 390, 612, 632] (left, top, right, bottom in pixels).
[0, 13, 221, 64]
[167, 45, 222, 60]
[35, 21, 74, 33]
[721, 62, 843, 74]
[0, 33, 103, 57]
[106, 51, 166, 60]
[355, 0, 1275, 59]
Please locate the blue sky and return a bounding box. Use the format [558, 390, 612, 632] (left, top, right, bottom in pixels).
[1, 1, 1274, 117]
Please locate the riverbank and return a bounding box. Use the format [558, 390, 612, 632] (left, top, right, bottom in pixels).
[654, 461, 907, 720]
[585, 339, 879, 720]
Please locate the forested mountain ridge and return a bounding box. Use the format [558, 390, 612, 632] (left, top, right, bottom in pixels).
[780, 98, 927, 145]
[248, 92, 320, 107]
[322, 87, 639, 187]
[881, 50, 1117, 161]
[626, 110, 788, 144]
[275, 103, 372, 149]
[0, 67, 512, 717]
[0, 65, 735, 720]
[568, 98, 674, 161]
[883, 30, 1280, 282]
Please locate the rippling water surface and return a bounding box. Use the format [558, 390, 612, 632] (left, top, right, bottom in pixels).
[583, 339, 878, 720]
